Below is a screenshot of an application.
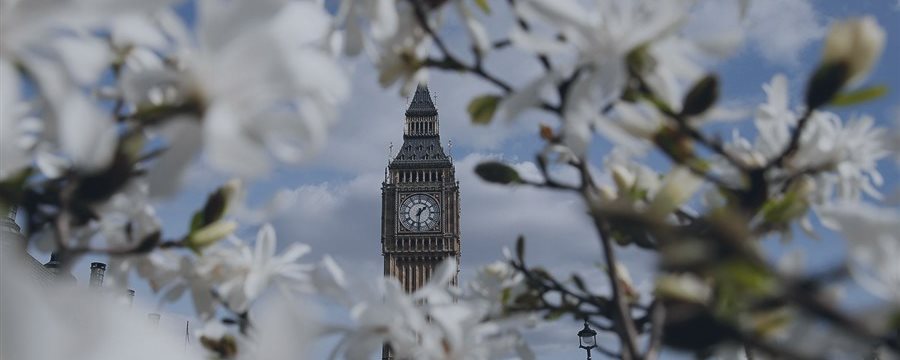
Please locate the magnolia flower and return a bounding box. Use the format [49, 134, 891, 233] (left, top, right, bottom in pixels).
[0, 0, 179, 179]
[201, 224, 314, 313]
[468, 261, 527, 315]
[454, 0, 490, 55]
[334, 0, 432, 94]
[821, 17, 886, 85]
[819, 203, 900, 303]
[331, 258, 535, 359]
[793, 113, 888, 202]
[162, 255, 219, 319]
[751, 74, 795, 165]
[369, 1, 434, 95]
[647, 166, 703, 219]
[655, 273, 712, 304]
[511, 0, 706, 156]
[242, 294, 318, 360]
[96, 181, 174, 289]
[338, 279, 427, 359]
[730, 74, 888, 204]
[122, 0, 349, 185]
[424, 301, 535, 360]
[334, 0, 399, 56]
[417, 259, 535, 360]
[602, 101, 667, 154]
[605, 151, 663, 205]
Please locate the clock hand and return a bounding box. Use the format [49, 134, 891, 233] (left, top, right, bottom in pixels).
[416, 206, 426, 217]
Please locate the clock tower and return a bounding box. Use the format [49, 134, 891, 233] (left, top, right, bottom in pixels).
[381, 84, 460, 358]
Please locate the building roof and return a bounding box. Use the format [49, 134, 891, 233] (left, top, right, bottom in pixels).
[1, 207, 70, 286]
[405, 84, 438, 117]
[391, 137, 450, 167]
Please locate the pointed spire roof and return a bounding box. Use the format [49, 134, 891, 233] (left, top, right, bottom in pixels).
[405, 83, 438, 117]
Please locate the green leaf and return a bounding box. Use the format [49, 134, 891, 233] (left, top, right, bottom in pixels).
[830, 85, 888, 107]
[475, 161, 522, 184]
[718, 260, 775, 294]
[681, 74, 719, 117]
[473, 0, 490, 13]
[467, 95, 501, 125]
[805, 61, 850, 109]
[500, 287, 512, 304]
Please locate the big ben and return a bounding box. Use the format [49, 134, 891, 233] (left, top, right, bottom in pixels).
[381, 84, 460, 359]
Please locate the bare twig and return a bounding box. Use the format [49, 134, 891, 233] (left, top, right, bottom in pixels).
[505, 0, 552, 71]
[764, 108, 814, 170]
[410, 0, 562, 115]
[593, 217, 641, 359]
[642, 301, 665, 360]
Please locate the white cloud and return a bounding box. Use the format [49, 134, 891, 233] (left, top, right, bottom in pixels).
[744, 0, 824, 65]
[686, 0, 824, 66]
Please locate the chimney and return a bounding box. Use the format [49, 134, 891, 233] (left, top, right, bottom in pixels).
[148, 313, 161, 327]
[89, 262, 106, 287]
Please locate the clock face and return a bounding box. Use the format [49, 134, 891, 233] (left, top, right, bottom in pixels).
[399, 194, 440, 231]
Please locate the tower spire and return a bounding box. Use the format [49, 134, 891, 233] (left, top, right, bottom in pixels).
[405, 83, 437, 117]
[404, 83, 439, 137]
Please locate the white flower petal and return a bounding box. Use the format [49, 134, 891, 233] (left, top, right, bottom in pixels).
[58, 94, 117, 172]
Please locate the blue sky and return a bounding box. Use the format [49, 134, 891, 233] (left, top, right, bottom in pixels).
[43, 0, 900, 358]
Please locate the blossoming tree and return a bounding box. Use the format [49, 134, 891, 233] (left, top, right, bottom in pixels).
[0, 0, 897, 359]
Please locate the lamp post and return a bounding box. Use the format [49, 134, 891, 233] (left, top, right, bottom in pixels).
[578, 320, 598, 360]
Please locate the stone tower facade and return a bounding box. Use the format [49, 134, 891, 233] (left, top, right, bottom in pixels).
[381, 84, 460, 359]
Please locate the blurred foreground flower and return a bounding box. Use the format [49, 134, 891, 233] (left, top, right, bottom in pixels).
[0, 252, 201, 360]
[820, 202, 900, 304]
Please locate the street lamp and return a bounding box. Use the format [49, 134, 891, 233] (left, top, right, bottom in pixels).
[578, 320, 598, 360]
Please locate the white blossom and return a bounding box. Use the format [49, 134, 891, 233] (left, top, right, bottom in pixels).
[510, 0, 715, 156]
[819, 203, 900, 303]
[121, 0, 349, 182]
[468, 261, 527, 316]
[729, 74, 889, 204]
[201, 223, 314, 313]
[337, 279, 426, 359]
[331, 259, 534, 359]
[370, 1, 434, 95]
[239, 294, 318, 360]
[794, 113, 888, 202]
[334, 0, 399, 56]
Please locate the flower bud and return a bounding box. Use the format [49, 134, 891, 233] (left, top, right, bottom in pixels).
[611, 164, 635, 191]
[655, 274, 711, 304]
[647, 167, 702, 219]
[822, 17, 886, 86]
[187, 220, 237, 252]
